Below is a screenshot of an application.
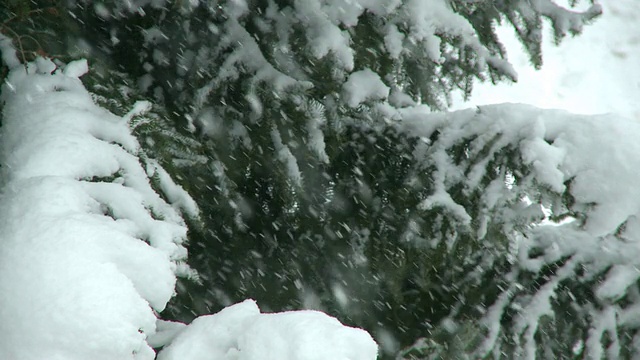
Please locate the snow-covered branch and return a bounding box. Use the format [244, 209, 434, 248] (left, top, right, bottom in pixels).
[0, 58, 378, 359]
[0, 58, 190, 358]
[399, 104, 640, 358]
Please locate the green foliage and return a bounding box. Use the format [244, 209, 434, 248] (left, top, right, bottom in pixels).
[0, 0, 606, 358]
[75, 2, 599, 358]
[0, 0, 77, 62]
[83, 65, 205, 227]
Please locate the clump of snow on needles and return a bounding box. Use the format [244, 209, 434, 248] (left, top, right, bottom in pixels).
[157, 299, 378, 360]
[0, 58, 192, 359]
[343, 68, 390, 108]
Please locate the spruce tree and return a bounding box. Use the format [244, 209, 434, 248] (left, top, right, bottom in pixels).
[9, 1, 638, 359]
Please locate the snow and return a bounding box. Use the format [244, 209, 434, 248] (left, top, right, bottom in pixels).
[596, 265, 640, 302]
[63, 58, 89, 78]
[384, 24, 405, 59]
[452, 0, 640, 121]
[418, 189, 472, 225]
[585, 306, 619, 359]
[143, 27, 169, 45]
[123, 100, 153, 123]
[532, 1, 602, 39]
[299, 98, 329, 163]
[437, 7, 640, 353]
[191, 17, 300, 115]
[0, 178, 159, 360]
[519, 136, 566, 193]
[106, 0, 169, 16]
[157, 299, 378, 360]
[0, 59, 192, 359]
[94, 2, 111, 20]
[35, 57, 58, 74]
[147, 320, 188, 349]
[271, 128, 303, 187]
[397, 0, 517, 78]
[0, 33, 21, 69]
[2, 0, 633, 357]
[0, 56, 378, 359]
[402, 100, 640, 357]
[404, 104, 640, 237]
[294, 1, 356, 71]
[147, 160, 200, 219]
[343, 69, 390, 108]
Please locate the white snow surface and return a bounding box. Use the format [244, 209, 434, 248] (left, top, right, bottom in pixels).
[63, 58, 89, 78]
[452, 0, 640, 120]
[0, 59, 192, 359]
[343, 68, 390, 108]
[402, 103, 640, 358]
[271, 128, 302, 186]
[0, 34, 21, 69]
[403, 103, 640, 238]
[158, 299, 378, 360]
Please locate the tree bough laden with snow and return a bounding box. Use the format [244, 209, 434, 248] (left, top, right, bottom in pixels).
[89, 0, 601, 109]
[63, 0, 608, 356]
[3, 0, 630, 359]
[0, 58, 194, 359]
[0, 57, 378, 359]
[394, 105, 640, 359]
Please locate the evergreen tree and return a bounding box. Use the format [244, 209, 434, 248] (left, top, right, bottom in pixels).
[12, 1, 640, 359]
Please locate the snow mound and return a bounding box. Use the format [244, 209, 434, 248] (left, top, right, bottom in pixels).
[158, 299, 378, 360]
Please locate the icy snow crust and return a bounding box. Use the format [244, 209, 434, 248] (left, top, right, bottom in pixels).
[0, 59, 189, 359]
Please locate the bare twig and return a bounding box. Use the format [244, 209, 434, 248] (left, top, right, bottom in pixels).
[1, 25, 28, 72]
[2, 7, 59, 27]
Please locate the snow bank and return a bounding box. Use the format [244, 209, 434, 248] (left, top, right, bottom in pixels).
[158, 299, 378, 360]
[0, 59, 192, 359]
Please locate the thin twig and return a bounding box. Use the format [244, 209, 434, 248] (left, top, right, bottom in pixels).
[19, 34, 44, 55]
[1, 7, 58, 27]
[1, 26, 28, 72]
